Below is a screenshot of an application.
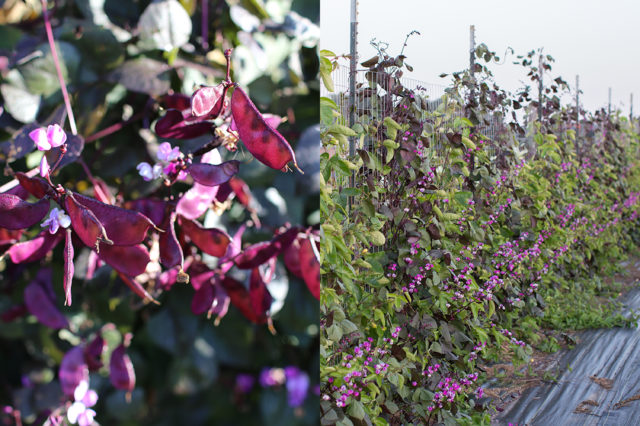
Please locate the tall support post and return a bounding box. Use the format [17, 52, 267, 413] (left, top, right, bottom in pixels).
[348, 0, 358, 212]
[630, 93, 634, 121]
[469, 25, 475, 112]
[537, 53, 543, 122]
[575, 75, 580, 157]
[608, 87, 612, 115]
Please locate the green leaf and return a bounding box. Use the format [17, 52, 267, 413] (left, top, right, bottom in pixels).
[347, 400, 366, 420]
[369, 231, 386, 246]
[138, 0, 193, 52]
[19, 42, 81, 96]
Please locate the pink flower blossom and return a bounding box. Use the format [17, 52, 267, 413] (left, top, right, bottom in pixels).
[29, 124, 67, 151]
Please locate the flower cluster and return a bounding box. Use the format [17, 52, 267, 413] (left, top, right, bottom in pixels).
[137, 142, 185, 182]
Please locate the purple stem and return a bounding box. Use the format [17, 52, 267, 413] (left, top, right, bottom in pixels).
[41, 0, 77, 136]
[201, 0, 209, 51]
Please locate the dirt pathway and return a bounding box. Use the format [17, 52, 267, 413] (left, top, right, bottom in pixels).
[494, 260, 640, 425]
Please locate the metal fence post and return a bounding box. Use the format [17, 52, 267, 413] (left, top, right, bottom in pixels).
[348, 0, 358, 213]
[608, 87, 612, 115]
[631, 93, 634, 121]
[469, 25, 475, 111]
[576, 75, 580, 154]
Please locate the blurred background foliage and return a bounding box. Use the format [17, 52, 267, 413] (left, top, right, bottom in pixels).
[0, 0, 319, 424]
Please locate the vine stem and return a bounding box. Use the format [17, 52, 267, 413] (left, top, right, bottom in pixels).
[41, 0, 77, 136]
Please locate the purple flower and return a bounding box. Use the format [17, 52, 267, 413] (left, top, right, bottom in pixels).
[157, 142, 182, 162]
[136, 162, 163, 181]
[284, 367, 309, 407]
[29, 124, 67, 151]
[39, 155, 50, 178]
[41, 207, 71, 234]
[67, 380, 97, 426]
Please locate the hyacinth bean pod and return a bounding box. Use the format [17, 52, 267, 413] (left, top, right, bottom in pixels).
[179, 217, 230, 257]
[23, 269, 69, 329]
[64, 192, 111, 250]
[97, 243, 151, 277]
[71, 192, 156, 246]
[15, 172, 56, 199]
[298, 235, 320, 300]
[159, 210, 184, 271]
[233, 226, 300, 269]
[116, 273, 159, 304]
[187, 160, 240, 187]
[0, 193, 51, 230]
[191, 280, 215, 316]
[190, 83, 228, 118]
[63, 229, 74, 305]
[154, 109, 212, 139]
[59, 346, 89, 396]
[249, 267, 273, 322]
[109, 335, 136, 401]
[221, 275, 271, 324]
[230, 86, 299, 172]
[282, 237, 304, 279]
[7, 230, 63, 263]
[84, 334, 106, 371]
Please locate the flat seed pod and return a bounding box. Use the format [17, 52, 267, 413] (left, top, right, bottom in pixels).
[64, 192, 111, 250]
[0, 193, 50, 230]
[15, 172, 56, 199]
[282, 236, 304, 279]
[155, 109, 212, 139]
[23, 268, 68, 329]
[59, 346, 89, 396]
[159, 210, 183, 269]
[231, 86, 298, 171]
[233, 227, 300, 269]
[220, 275, 271, 324]
[116, 272, 159, 304]
[63, 229, 74, 306]
[187, 160, 240, 187]
[110, 336, 136, 398]
[179, 217, 230, 257]
[8, 230, 63, 263]
[98, 244, 150, 277]
[72, 192, 155, 246]
[298, 235, 320, 300]
[191, 281, 214, 315]
[191, 83, 227, 118]
[84, 334, 106, 371]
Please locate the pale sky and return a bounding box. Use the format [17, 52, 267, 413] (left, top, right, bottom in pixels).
[320, 0, 640, 115]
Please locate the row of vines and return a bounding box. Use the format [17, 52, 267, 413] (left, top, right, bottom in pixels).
[320, 44, 640, 425]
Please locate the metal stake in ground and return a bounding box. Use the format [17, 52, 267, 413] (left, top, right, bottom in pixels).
[348, 0, 358, 213]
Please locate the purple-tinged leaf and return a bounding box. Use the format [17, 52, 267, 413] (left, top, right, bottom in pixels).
[98, 243, 150, 277]
[45, 134, 84, 170]
[64, 192, 111, 250]
[59, 346, 89, 396]
[159, 210, 183, 270]
[233, 227, 300, 269]
[84, 334, 106, 372]
[117, 272, 159, 304]
[15, 172, 55, 199]
[179, 217, 230, 257]
[299, 234, 320, 300]
[0, 123, 37, 163]
[110, 335, 136, 398]
[63, 229, 74, 306]
[7, 230, 63, 263]
[231, 86, 298, 171]
[24, 269, 69, 329]
[72, 192, 155, 246]
[0, 193, 50, 230]
[187, 160, 240, 187]
[191, 83, 227, 118]
[155, 109, 212, 139]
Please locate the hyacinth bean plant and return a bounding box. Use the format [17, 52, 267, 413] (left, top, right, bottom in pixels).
[0, 1, 319, 425]
[320, 43, 640, 424]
